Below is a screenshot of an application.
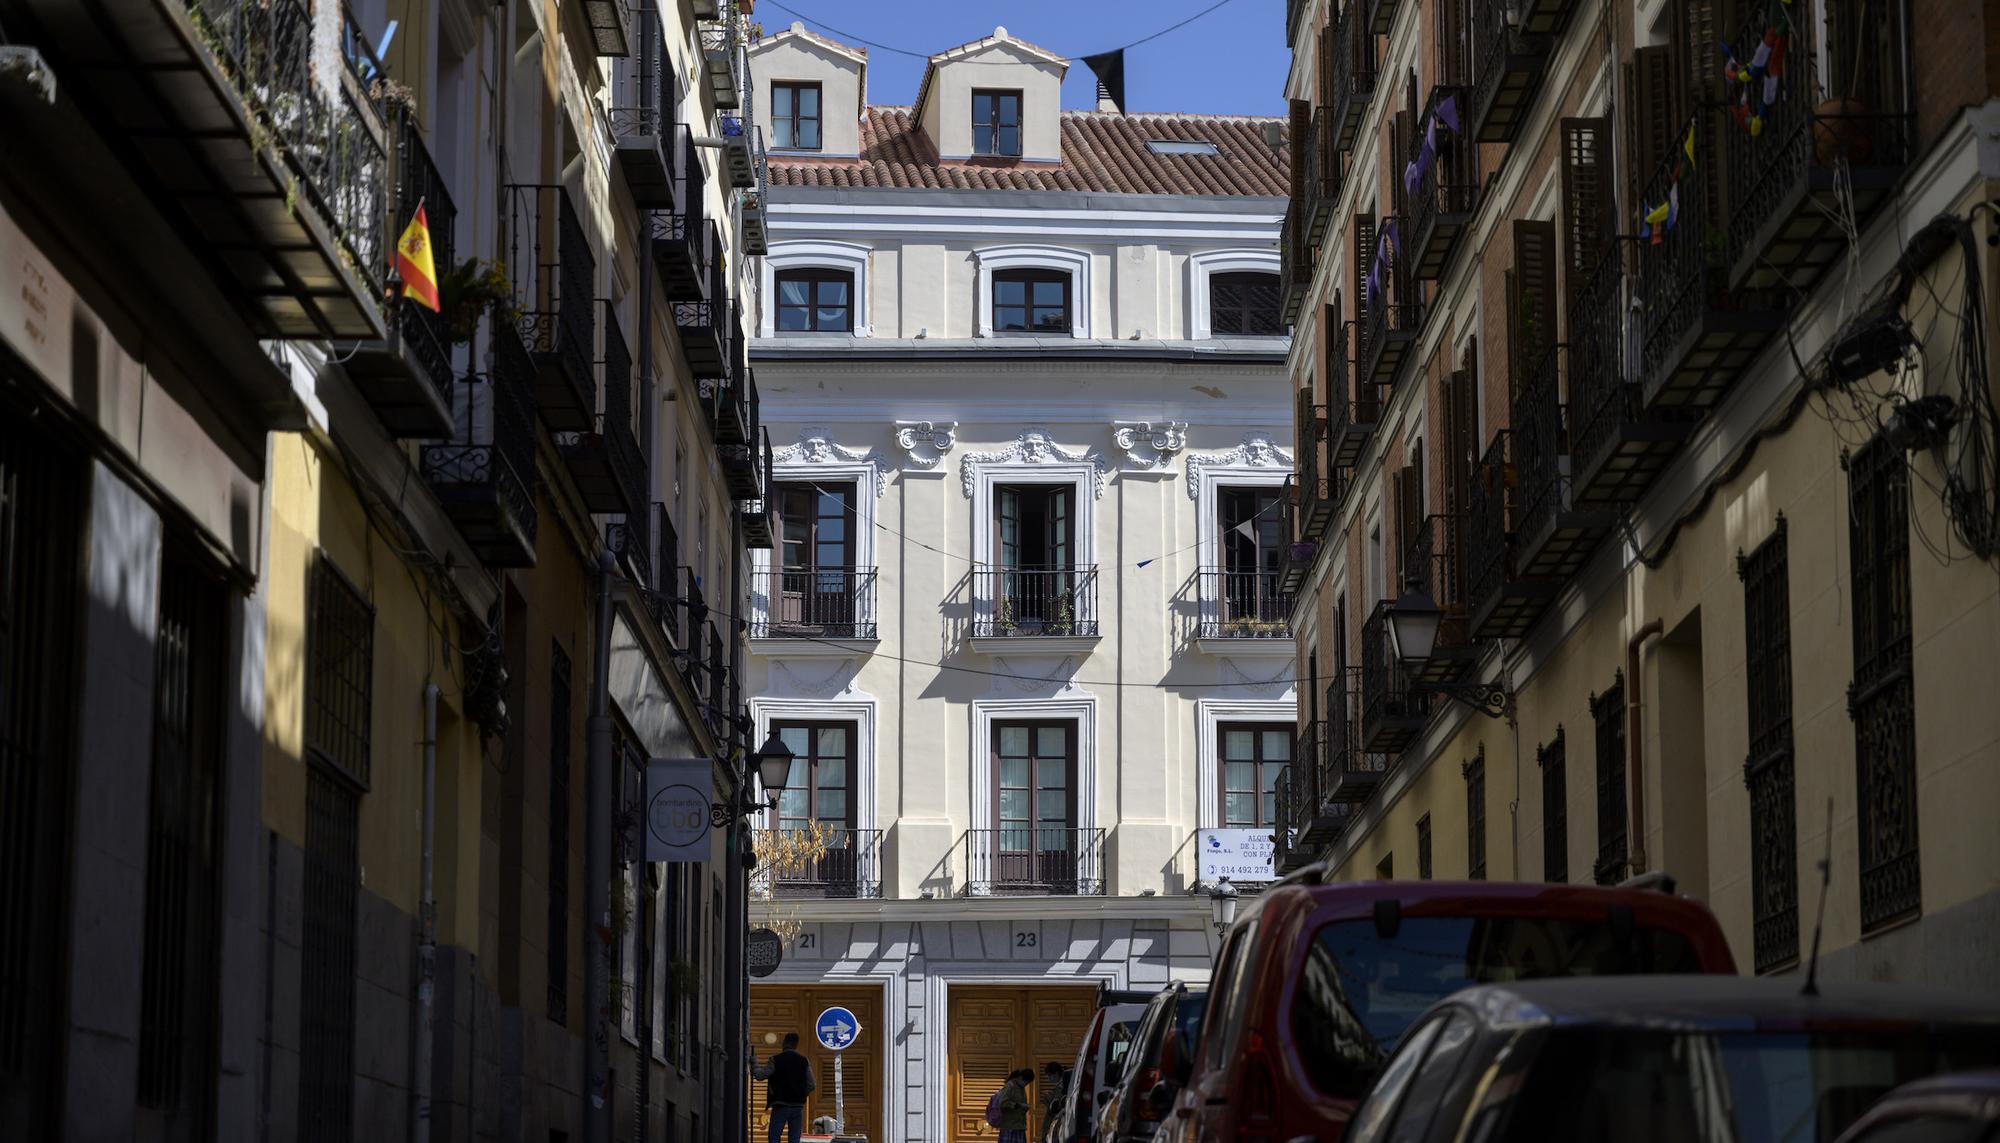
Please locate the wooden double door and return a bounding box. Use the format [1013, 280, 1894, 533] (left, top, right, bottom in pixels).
[948, 985, 1097, 1143]
[748, 984, 883, 1143]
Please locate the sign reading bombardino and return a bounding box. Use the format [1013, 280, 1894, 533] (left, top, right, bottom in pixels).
[644, 758, 714, 863]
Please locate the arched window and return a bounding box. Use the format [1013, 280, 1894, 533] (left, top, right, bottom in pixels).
[774, 268, 854, 332]
[1209, 271, 1283, 336]
[992, 268, 1072, 334]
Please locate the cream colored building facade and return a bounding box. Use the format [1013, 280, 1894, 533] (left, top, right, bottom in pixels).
[741, 25, 1294, 1143]
[1275, 0, 2000, 989]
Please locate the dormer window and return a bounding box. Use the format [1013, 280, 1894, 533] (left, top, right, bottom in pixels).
[972, 90, 1022, 156]
[1210, 272, 1284, 336]
[772, 82, 822, 150]
[992, 268, 1070, 334]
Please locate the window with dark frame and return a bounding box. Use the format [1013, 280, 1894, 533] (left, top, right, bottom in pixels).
[547, 643, 573, 1025]
[1220, 723, 1292, 828]
[1540, 727, 1567, 884]
[972, 89, 1022, 155]
[772, 722, 858, 830]
[1210, 271, 1284, 335]
[1218, 486, 1286, 632]
[1740, 519, 1798, 972]
[774, 268, 854, 332]
[1848, 436, 1920, 932]
[1417, 814, 1433, 880]
[993, 721, 1079, 890]
[773, 481, 859, 635]
[1591, 674, 1627, 885]
[299, 767, 359, 1143]
[1464, 748, 1486, 880]
[991, 268, 1071, 334]
[771, 81, 822, 150]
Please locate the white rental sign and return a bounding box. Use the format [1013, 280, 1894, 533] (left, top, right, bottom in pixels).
[1197, 828, 1276, 883]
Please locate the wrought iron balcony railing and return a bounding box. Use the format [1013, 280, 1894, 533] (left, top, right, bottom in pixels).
[1471, 0, 1552, 143]
[1361, 601, 1433, 752]
[1466, 432, 1518, 635]
[1722, 1, 1912, 294]
[1279, 476, 1318, 596]
[700, 15, 742, 108]
[675, 259, 736, 380]
[610, 5, 675, 208]
[1360, 225, 1425, 390]
[973, 566, 1101, 639]
[1198, 569, 1293, 639]
[556, 302, 643, 518]
[1296, 390, 1336, 539]
[1326, 670, 1393, 802]
[1280, 209, 1315, 324]
[1404, 512, 1477, 680]
[1301, 108, 1338, 246]
[1406, 84, 1479, 280]
[751, 828, 883, 899]
[740, 131, 771, 255]
[963, 828, 1106, 896]
[652, 130, 713, 301]
[509, 183, 597, 431]
[1330, 0, 1377, 151]
[751, 567, 880, 640]
[420, 322, 540, 568]
[349, 101, 458, 437]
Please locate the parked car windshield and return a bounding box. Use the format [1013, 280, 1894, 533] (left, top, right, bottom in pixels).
[1292, 916, 1701, 1096]
[1503, 1027, 2000, 1143]
[1103, 1019, 1141, 1082]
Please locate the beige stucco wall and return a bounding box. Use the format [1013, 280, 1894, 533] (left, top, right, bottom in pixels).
[748, 33, 865, 155]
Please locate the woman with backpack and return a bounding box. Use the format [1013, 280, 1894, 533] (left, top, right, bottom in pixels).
[986, 1067, 1034, 1143]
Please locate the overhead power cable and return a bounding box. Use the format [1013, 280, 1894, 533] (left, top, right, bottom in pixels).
[756, 0, 1244, 64]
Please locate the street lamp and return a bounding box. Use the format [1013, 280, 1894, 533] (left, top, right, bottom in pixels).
[1209, 877, 1239, 935]
[1385, 588, 1516, 723]
[754, 729, 795, 808]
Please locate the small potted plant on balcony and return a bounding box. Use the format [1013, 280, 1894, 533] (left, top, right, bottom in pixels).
[438, 257, 516, 345]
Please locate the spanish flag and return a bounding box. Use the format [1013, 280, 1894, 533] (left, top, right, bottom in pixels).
[396, 203, 440, 312]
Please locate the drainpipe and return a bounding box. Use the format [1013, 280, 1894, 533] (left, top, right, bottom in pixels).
[1626, 619, 1664, 876]
[415, 682, 439, 1143]
[722, 508, 748, 1143]
[586, 551, 615, 1143]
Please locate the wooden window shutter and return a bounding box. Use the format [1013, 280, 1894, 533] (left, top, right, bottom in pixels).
[1629, 47, 1677, 206]
[1390, 111, 1408, 217]
[1289, 98, 1312, 199]
[1560, 118, 1613, 303]
[1512, 219, 1560, 384]
[1319, 20, 1337, 109]
[1410, 439, 1426, 521]
[1353, 211, 1377, 353]
[1322, 301, 1342, 404]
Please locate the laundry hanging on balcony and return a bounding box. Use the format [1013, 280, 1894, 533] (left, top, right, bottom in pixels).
[1367, 219, 1400, 301]
[1401, 96, 1461, 199]
[1721, 2, 1792, 137]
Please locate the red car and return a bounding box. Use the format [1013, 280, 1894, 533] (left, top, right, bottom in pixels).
[1162, 880, 1738, 1143]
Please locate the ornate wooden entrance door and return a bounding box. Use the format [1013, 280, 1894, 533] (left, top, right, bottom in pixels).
[947, 985, 1098, 1143]
[748, 984, 883, 1143]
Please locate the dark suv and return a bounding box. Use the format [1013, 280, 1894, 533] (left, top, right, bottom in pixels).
[1097, 984, 1208, 1143]
[1162, 880, 1738, 1143]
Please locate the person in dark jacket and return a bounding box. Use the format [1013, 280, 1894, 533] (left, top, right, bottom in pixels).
[752, 1033, 816, 1143]
[998, 1068, 1034, 1143]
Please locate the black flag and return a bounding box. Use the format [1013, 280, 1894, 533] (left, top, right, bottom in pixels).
[1083, 48, 1126, 113]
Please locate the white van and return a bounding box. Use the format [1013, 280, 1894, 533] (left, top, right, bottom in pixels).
[1046, 997, 1149, 1143]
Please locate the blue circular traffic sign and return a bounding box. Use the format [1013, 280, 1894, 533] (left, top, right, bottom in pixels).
[814, 1005, 861, 1051]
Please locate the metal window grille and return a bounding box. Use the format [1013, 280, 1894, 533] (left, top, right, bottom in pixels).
[1740, 520, 1798, 971]
[306, 557, 374, 788]
[1416, 814, 1433, 880]
[548, 643, 573, 1025]
[138, 552, 225, 1124]
[1847, 438, 1920, 932]
[1591, 675, 1628, 885]
[1463, 748, 1486, 880]
[299, 766, 359, 1143]
[0, 412, 83, 1127]
[1540, 728, 1567, 883]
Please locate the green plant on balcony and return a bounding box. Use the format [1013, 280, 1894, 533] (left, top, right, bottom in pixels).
[439, 257, 516, 344]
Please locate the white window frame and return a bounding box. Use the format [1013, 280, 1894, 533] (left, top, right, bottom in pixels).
[975, 244, 1092, 339]
[752, 431, 888, 651]
[968, 696, 1099, 874]
[1189, 249, 1283, 340]
[1186, 437, 1294, 650]
[961, 431, 1108, 636]
[761, 240, 872, 337]
[1196, 700, 1304, 830]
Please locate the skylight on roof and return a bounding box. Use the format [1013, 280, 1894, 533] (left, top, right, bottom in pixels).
[1146, 139, 1219, 156]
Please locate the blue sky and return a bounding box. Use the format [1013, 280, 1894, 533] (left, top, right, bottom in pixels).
[749, 0, 1290, 116]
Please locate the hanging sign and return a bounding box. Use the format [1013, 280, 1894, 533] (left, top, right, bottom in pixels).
[748, 928, 784, 978]
[644, 757, 714, 862]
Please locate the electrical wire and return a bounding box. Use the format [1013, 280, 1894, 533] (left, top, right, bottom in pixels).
[756, 0, 1245, 64]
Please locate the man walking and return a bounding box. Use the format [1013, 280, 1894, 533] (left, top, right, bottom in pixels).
[752, 1033, 816, 1143]
[1040, 1061, 1068, 1134]
[998, 1067, 1034, 1143]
